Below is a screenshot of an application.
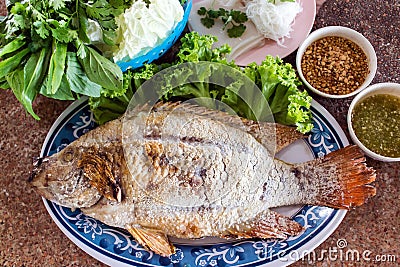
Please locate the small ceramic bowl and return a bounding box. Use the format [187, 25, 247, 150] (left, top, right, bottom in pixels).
[296, 26, 377, 98]
[347, 82, 400, 162]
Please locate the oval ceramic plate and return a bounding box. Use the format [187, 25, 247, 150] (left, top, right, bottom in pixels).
[188, 0, 316, 66]
[40, 99, 347, 267]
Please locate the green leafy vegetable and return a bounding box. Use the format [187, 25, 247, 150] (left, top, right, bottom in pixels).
[0, 47, 30, 79]
[46, 41, 67, 94]
[243, 58, 313, 132]
[24, 48, 48, 101]
[0, 0, 131, 119]
[65, 52, 102, 97]
[177, 32, 232, 64]
[0, 36, 26, 57]
[89, 70, 138, 124]
[197, 7, 248, 38]
[90, 32, 313, 133]
[77, 44, 124, 92]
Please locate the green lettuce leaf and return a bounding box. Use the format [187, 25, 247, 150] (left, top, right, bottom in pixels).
[89, 32, 313, 133]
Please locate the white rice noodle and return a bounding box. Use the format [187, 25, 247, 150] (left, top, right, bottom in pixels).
[245, 0, 302, 46]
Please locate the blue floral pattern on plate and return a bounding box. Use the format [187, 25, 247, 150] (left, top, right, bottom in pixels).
[41, 99, 347, 267]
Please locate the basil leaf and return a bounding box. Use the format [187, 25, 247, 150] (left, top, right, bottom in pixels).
[0, 36, 25, 57]
[24, 48, 47, 96]
[78, 45, 123, 91]
[0, 47, 30, 79]
[66, 52, 102, 97]
[20, 49, 48, 120]
[0, 76, 10, 89]
[6, 69, 24, 103]
[40, 74, 75, 100]
[78, 7, 90, 43]
[47, 41, 67, 94]
[7, 67, 40, 120]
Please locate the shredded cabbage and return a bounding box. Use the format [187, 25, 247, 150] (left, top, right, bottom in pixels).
[245, 0, 302, 46]
[113, 0, 184, 62]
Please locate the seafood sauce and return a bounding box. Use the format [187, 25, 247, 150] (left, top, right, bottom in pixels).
[352, 94, 400, 158]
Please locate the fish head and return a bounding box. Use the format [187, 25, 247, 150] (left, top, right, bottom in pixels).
[29, 146, 102, 209]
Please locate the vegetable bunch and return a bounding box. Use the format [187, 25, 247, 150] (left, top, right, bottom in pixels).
[90, 32, 313, 133]
[0, 0, 132, 119]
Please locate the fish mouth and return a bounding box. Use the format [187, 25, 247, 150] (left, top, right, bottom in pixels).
[28, 157, 47, 182]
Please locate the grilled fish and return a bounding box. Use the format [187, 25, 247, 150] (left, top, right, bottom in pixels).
[30, 102, 376, 256]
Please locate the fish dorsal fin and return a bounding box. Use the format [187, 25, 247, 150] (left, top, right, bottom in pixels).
[151, 102, 303, 153]
[223, 209, 304, 239]
[126, 225, 175, 257]
[78, 151, 122, 202]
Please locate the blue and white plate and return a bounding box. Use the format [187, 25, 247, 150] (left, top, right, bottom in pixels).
[40, 99, 348, 267]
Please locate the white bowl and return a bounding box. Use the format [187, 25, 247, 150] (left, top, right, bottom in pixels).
[296, 26, 377, 98]
[347, 82, 400, 162]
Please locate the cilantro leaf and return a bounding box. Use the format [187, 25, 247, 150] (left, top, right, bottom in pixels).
[33, 21, 49, 39]
[84, 0, 113, 20]
[49, 0, 66, 11]
[227, 24, 246, 38]
[209, 9, 221, 19]
[197, 7, 207, 16]
[198, 7, 248, 38]
[231, 10, 247, 24]
[200, 17, 214, 28]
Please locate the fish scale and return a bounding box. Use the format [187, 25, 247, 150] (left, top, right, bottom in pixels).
[30, 102, 376, 257]
[120, 104, 273, 210]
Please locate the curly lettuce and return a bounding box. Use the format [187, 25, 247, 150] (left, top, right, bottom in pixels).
[89, 32, 313, 133]
[243, 56, 313, 133]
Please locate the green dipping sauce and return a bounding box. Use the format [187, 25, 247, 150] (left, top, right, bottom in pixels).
[352, 94, 400, 158]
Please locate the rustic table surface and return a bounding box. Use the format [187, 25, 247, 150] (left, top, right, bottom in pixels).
[0, 0, 398, 266]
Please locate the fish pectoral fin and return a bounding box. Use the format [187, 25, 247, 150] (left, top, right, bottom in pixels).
[272, 123, 305, 153]
[78, 152, 122, 202]
[126, 225, 175, 257]
[225, 210, 304, 239]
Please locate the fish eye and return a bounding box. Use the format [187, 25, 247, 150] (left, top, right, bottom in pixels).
[62, 148, 75, 163]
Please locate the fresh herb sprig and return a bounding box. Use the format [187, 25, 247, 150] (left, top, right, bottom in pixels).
[197, 7, 248, 38]
[0, 0, 132, 120]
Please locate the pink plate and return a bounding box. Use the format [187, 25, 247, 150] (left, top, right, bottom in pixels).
[190, 0, 316, 66]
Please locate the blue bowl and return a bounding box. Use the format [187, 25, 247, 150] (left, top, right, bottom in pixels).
[116, 0, 192, 72]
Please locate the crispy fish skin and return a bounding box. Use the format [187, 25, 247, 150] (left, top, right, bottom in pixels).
[29, 102, 376, 257]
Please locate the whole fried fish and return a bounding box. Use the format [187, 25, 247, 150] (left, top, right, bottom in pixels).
[30, 102, 376, 256]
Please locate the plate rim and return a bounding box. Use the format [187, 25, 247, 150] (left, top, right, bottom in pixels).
[39, 98, 349, 267]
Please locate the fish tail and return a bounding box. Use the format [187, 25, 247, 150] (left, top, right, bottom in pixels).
[293, 145, 376, 209]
